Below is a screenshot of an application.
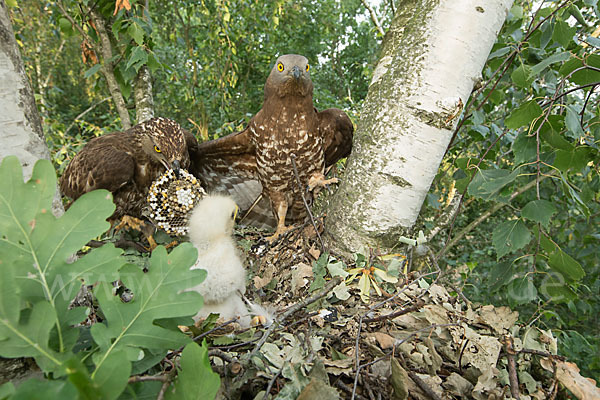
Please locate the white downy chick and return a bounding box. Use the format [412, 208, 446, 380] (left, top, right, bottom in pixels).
[187, 195, 250, 326]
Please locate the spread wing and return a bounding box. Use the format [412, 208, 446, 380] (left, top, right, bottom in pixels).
[317, 108, 354, 167]
[190, 127, 267, 224]
[59, 136, 135, 200]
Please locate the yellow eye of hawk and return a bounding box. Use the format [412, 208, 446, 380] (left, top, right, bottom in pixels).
[277, 62, 284, 72]
[306, 64, 310, 72]
[154, 145, 161, 153]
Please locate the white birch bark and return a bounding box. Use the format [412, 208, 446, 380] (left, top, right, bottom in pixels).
[134, 65, 155, 123]
[326, 0, 513, 255]
[0, 1, 63, 217]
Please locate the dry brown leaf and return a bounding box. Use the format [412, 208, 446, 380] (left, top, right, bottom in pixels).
[308, 244, 321, 260]
[291, 263, 313, 295]
[368, 332, 396, 349]
[253, 275, 271, 290]
[113, 0, 132, 16]
[555, 360, 600, 400]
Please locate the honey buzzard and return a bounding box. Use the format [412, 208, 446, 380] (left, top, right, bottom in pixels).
[60, 117, 199, 221]
[191, 54, 353, 239]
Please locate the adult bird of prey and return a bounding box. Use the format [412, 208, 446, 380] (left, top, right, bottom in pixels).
[191, 54, 354, 240]
[60, 117, 199, 233]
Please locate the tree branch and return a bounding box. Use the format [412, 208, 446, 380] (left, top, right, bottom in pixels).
[360, 0, 385, 37]
[89, 9, 131, 129]
[436, 173, 554, 259]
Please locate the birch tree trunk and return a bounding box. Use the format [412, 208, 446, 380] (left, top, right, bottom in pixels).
[0, 1, 63, 217]
[133, 63, 154, 124]
[325, 0, 513, 256]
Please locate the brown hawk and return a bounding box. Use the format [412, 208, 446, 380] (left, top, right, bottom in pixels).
[60, 117, 199, 222]
[191, 54, 353, 240]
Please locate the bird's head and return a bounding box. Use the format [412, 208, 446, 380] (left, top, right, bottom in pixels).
[265, 54, 313, 98]
[188, 195, 239, 245]
[139, 117, 188, 177]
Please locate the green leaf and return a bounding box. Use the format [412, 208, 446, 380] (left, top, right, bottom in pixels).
[508, 277, 537, 305]
[559, 174, 590, 218]
[511, 64, 533, 88]
[489, 261, 514, 292]
[559, 55, 600, 85]
[492, 219, 532, 259]
[512, 132, 537, 165]
[554, 147, 591, 172]
[521, 200, 557, 228]
[91, 244, 203, 377]
[84, 64, 102, 79]
[564, 106, 585, 139]
[127, 22, 145, 45]
[11, 378, 78, 400]
[531, 51, 570, 75]
[0, 158, 122, 371]
[505, 100, 542, 129]
[93, 350, 131, 400]
[548, 249, 585, 282]
[552, 20, 577, 48]
[0, 382, 15, 399]
[126, 46, 148, 73]
[168, 341, 220, 400]
[538, 115, 573, 151]
[468, 168, 520, 200]
[541, 276, 577, 303]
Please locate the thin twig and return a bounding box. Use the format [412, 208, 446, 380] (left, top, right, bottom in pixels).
[192, 318, 238, 341]
[290, 154, 325, 252]
[65, 97, 111, 134]
[251, 276, 343, 355]
[503, 335, 521, 400]
[128, 375, 168, 383]
[208, 349, 234, 363]
[436, 173, 554, 259]
[360, 0, 385, 36]
[156, 378, 171, 400]
[263, 363, 284, 400]
[362, 299, 425, 323]
[579, 84, 598, 129]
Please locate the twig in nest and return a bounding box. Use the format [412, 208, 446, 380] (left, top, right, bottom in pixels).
[335, 379, 368, 400]
[362, 299, 425, 323]
[251, 276, 343, 355]
[87, 238, 149, 253]
[192, 318, 238, 341]
[351, 324, 460, 400]
[518, 348, 565, 360]
[400, 354, 442, 400]
[290, 154, 325, 253]
[263, 363, 285, 400]
[503, 335, 521, 399]
[208, 349, 234, 363]
[354, 270, 441, 372]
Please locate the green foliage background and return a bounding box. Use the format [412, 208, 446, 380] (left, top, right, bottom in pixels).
[6, 0, 600, 391]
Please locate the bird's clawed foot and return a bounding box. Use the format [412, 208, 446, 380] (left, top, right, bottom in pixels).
[266, 224, 293, 243]
[308, 172, 339, 191]
[115, 215, 157, 251]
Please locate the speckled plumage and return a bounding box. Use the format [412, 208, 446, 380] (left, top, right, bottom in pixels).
[191, 54, 353, 231]
[60, 117, 198, 219]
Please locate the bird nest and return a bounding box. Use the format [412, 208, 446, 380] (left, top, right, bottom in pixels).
[147, 169, 206, 236]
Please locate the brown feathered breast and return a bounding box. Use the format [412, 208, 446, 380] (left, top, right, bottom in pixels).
[191, 54, 353, 233]
[60, 117, 197, 220]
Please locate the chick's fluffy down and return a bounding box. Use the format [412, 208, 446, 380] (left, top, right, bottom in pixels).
[186, 195, 249, 326]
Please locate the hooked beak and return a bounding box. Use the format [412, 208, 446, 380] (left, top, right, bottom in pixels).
[171, 160, 181, 178]
[291, 65, 301, 80]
